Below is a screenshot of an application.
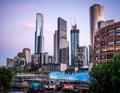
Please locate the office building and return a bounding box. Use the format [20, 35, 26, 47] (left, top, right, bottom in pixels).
[78, 46, 88, 67]
[94, 21, 120, 63]
[70, 24, 79, 66]
[57, 17, 69, 65]
[53, 17, 69, 64]
[53, 30, 58, 64]
[35, 13, 44, 54]
[23, 48, 30, 63]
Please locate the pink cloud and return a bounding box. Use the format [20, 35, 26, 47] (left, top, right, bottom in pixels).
[19, 22, 35, 31]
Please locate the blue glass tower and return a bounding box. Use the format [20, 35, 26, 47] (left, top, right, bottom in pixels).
[35, 13, 44, 54]
[70, 24, 79, 65]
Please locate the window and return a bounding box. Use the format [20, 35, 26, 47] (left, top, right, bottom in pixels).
[101, 36, 106, 40]
[107, 47, 114, 51]
[107, 55, 113, 59]
[96, 50, 100, 53]
[96, 56, 99, 60]
[101, 56, 106, 59]
[96, 44, 100, 48]
[108, 33, 113, 36]
[116, 46, 120, 50]
[115, 41, 120, 44]
[116, 32, 120, 36]
[101, 48, 107, 52]
[107, 29, 113, 33]
[115, 27, 120, 30]
[101, 42, 106, 46]
[108, 42, 114, 46]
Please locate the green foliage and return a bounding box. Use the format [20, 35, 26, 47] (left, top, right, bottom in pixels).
[89, 54, 120, 93]
[15, 69, 28, 73]
[0, 67, 14, 91]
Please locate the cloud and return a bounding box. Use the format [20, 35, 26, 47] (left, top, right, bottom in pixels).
[19, 22, 35, 31]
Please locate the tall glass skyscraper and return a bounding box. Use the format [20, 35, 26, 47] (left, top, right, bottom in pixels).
[70, 24, 79, 65]
[57, 17, 69, 64]
[35, 13, 44, 54]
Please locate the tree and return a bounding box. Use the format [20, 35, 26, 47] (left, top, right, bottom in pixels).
[0, 67, 13, 91]
[89, 54, 120, 93]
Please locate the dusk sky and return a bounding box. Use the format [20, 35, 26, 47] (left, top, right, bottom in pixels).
[0, 0, 120, 66]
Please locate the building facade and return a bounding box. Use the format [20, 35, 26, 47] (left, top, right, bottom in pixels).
[90, 4, 105, 48]
[57, 17, 69, 65]
[94, 21, 120, 63]
[78, 46, 88, 67]
[35, 13, 44, 54]
[70, 24, 79, 66]
[53, 30, 58, 64]
[23, 48, 30, 63]
[6, 57, 26, 70]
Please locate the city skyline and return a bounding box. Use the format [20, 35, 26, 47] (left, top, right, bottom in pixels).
[0, 0, 120, 66]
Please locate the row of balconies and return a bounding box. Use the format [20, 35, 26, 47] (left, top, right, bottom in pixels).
[96, 33, 120, 41]
[95, 42, 120, 49]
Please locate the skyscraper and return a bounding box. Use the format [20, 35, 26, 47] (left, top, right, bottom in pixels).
[70, 24, 79, 65]
[53, 30, 58, 64]
[90, 4, 104, 48]
[54, 17, 69, 64]
[58, 17, 67, 48]
[35, 13, 44, 54]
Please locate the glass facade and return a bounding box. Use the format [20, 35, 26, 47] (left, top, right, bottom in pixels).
[35, 13, 44, 54]
[70, 25, 79, 65]
[57, 17, 69, 64]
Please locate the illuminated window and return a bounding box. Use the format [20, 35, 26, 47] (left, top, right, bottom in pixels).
[101, 48, 107, 52]
[101, 56, 106, 59]
[116, 46, 120, 50]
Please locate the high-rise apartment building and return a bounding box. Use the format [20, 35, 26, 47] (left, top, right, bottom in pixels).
[70, 24, 79, 66]
[23, 48, 30, 63]
[90, 4, 105, 48]
[35, 13, 44, 54]
[94, 21, 120, 63]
